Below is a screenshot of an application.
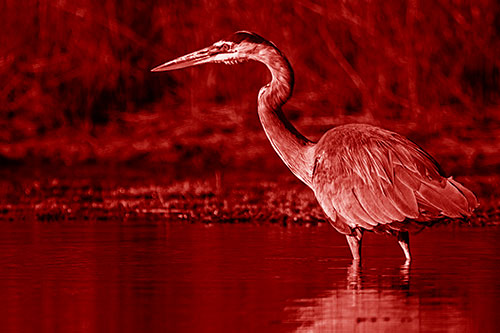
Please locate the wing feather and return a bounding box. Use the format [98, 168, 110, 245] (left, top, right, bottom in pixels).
[416, 178, 473, 217]
[367, 181, 407, 222]
[384, 175, 419, 218]
[328, 177, 379, 228]
[353, 186, 394, 224]
[448, 178, 478, 212]
[312, 124, 478, 233]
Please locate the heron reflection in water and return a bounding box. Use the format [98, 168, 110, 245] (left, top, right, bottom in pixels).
[284, 261, 467, 331]
[152, 31, 478, 261]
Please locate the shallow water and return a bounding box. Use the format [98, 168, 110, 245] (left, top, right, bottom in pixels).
[0, 221, 498, 332]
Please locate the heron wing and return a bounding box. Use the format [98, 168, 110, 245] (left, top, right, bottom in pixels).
[312, 125, 477, 232]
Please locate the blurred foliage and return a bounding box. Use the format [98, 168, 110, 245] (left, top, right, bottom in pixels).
[0, 0, 499, 175]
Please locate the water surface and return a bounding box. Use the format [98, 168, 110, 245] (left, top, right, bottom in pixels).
[0, 221, 498, 332]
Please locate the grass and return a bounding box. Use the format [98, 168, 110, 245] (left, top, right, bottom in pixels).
[1, 0, 499, 169]
[0, 166, 498, 227]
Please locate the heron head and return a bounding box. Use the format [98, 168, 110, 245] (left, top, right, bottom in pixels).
[151, 31, 276, 72]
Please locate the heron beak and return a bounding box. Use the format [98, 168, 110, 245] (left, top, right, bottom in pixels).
[151, 47, 213, 72]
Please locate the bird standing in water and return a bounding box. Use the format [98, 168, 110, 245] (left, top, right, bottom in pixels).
[152, 31, 478, 261]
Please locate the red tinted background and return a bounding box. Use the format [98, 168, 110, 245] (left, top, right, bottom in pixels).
[1, 0, 499, 177]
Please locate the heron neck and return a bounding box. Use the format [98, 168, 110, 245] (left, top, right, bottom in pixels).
[257, 51, 315, 188]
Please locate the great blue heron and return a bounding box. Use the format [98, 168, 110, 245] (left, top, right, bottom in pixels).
[152, 31, 478, 261]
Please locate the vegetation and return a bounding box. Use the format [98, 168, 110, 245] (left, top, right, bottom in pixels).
[1, 0, 499, 174]
[0, 166, 498, 225]
[1, 1, 498, 223]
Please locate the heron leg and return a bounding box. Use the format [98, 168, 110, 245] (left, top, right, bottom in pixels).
[346, 228, 364, 261]
[397, 231, 411, 261]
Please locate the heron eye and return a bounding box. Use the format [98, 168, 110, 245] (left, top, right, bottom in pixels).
[220, 44, 230, 52]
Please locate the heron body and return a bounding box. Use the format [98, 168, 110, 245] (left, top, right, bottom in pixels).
[152, 31, 478, 261]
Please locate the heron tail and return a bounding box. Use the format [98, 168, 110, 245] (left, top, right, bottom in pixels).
[414, 177, 478, 218]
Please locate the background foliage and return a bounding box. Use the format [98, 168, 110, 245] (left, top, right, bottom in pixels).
[1, 0, 499, 176]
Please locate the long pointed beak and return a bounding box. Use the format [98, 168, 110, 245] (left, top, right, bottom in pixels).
[151, 47, 212, 72]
